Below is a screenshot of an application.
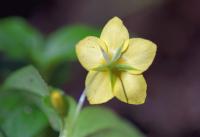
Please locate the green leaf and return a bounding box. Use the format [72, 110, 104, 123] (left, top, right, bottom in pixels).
[40, 25, 100, 83]
[0, 90, 24, 124]
[4, 65, 49, 97]
[70, 107, 144, 137]
[2, 66, 61, 131]
[34, 96, 63, 132]
[0, 17, 44, 62]
[33, 91, 77, 132]
[88, 129, 135, 137]
[2, 105, 48, 137]
[2, 66, 77, 132]
[0, 89, 49, 137]
[44, 25, 100, 63]
[0, 131, 5, 137]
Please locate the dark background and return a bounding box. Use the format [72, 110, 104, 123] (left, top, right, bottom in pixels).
[1, 0, 200, 137]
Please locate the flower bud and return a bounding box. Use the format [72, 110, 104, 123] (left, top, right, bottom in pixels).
[51, 90, 65, 116]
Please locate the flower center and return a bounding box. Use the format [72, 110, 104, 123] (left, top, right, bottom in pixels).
[93, 41, 134, 72]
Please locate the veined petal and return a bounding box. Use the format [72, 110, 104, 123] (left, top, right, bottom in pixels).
[76, 36, 107, 71]
[113, 73, 147, 104]
[100, 17, 129, 53]
[85, 71, 114, 104]
[120, 38, 157, 74]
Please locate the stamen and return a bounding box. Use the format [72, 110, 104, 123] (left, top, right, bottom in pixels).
[111, 40, 127, 63]
[99, 46, 110, 63]
[111, 46, 123, 63]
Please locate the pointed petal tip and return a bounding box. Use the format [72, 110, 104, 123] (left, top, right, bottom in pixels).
[109, 16, 123, 24]
[120, 38, 157, 74]
[112, 16, 122, 20]
[100, 16, 129, 53]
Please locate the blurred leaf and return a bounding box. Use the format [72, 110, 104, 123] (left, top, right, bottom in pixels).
[2, 65, 61, 131]
[2, 105, 48, 137]
[0, 131, 5, 137]
[39, 93, 77, 131]
[4, 65, 49, 97]
[2, 66, 77, 132]
[0, 90, 24, 124]
[0, 18, 100, 85]
[0, 17, 44, 62]
[44, 25, 100, 64]
[0, 89, 49, 137]
[70, 107, 144, 137]
[40, 25, 100, 82]
[88, 129, 136, 137]
[63, 94, 77, 126]
[29, 96, 62, 131]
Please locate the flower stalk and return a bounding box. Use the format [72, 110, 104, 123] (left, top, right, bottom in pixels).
[74, 89, 86, 124]
[59, 90, 86, 137]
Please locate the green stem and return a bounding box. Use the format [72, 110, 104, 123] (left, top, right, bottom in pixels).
[59, 126, 68, 137]
[74, 90, 86, 122]
[59, 90, 86, 137]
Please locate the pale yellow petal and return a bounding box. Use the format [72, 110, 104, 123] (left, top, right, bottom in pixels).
[76, 36, 107, 71]
[85, 71, 114, 104]
[113, 73, 147, 104]
[120, 38, 157, 74]
[100, 17, 129, 53]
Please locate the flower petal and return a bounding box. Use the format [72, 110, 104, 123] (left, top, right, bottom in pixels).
[119, 38, 157, 74]
[113, 72, 147, 104]
[85, 71, 114, 104]
[100, 17, 129, 53]
[76, 36, 107, 71]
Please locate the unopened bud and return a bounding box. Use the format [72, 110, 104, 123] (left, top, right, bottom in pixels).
[51, 90, 65, 116]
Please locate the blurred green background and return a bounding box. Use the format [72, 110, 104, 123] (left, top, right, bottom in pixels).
[1, 0, 200, 137]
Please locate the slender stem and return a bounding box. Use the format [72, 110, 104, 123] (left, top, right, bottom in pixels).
[59, 126, 68, 137]
[60, 90, 86, 137]
[70, 90, 86, 136]
[74, 90, 86, 123]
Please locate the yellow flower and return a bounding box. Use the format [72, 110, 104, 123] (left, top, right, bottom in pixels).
[76, 17, 157, 104]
